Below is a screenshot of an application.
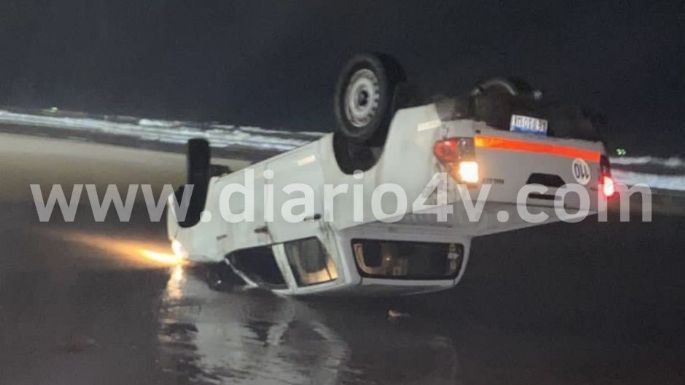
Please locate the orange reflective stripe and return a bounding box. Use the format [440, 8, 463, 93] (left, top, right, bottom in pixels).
[474, 135, 601, 162]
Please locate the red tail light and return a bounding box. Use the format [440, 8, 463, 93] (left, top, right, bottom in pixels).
[599, 155, 615, 198]
[433, 138, 459, 163]
[433, 138, 479, 184]
[602, 175, 615, 197]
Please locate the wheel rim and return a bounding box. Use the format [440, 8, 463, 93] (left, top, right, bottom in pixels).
[344, 69, 380, 129]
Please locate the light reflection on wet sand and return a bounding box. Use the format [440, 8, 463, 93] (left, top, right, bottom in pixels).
[156, 265, 459, 385]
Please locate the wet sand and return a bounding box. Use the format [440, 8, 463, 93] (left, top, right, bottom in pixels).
[1, 133, 683, 384]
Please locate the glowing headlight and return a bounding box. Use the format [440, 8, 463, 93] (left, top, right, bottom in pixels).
[171, 240, 188, 259]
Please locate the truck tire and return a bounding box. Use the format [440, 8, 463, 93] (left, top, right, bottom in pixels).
[334, 53, 407, 146]
[332, 132, 380, 174]
[471, 77, 541, 130]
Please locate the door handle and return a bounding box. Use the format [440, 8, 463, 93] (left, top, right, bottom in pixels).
[303, 213, 322, 222]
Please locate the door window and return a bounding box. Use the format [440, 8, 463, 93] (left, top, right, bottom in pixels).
[284, 237, 338, 286]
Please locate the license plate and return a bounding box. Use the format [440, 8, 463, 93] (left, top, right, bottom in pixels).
[510, 114, 548, 136]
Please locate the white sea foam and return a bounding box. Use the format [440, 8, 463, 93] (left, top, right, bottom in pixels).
[0, 110, 321, 152]
[613, 170, 685, 192]
[611, 156, 684, 168]
[1, 109, 683, 191]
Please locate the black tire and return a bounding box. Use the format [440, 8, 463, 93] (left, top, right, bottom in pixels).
[334, 53, 407, 146]
[472, 77, 536, 97]
[543, 105, 604, 141]
[178, 138, 210, 228]
[470, 77, 541, 130]
[332, 132, 381, 174]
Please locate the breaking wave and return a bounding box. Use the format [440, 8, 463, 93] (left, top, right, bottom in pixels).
[1, 108, 683, 192]
[0, 109, 322, 152]
[611, 156, 684, 169]
[613, 170, 685, 192]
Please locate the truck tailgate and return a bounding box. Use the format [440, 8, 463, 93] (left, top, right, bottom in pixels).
[472, 128, 606, 210]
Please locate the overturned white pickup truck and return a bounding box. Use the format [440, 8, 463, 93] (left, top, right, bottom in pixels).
[167, 53, 615, 296]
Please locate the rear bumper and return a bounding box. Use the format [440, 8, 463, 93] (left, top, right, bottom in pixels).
[392, 199, 597, 238]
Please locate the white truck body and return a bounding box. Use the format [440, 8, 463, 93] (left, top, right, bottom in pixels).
[168, 103, 608, 296]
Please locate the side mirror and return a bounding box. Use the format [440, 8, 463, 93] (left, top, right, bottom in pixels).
[179, 138, 210, 228]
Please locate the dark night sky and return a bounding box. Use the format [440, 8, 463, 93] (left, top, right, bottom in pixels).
[1, 0, 683, 155]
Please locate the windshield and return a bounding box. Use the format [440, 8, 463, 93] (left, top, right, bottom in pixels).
[352, 240, 463, 279]
[228, 246, 287, 289]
